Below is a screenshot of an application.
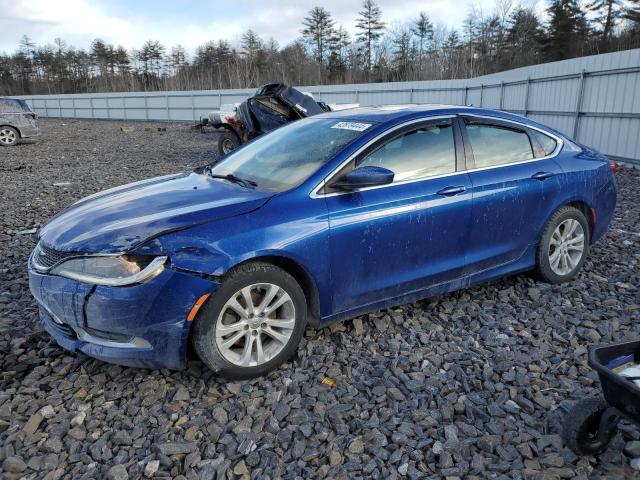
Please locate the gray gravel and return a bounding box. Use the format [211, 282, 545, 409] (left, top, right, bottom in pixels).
[1, 118, 639, 479]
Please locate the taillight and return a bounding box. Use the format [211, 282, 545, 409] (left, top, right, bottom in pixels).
[610, 161, 618, 173]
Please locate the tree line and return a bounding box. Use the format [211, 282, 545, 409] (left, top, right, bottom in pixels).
[1, 0, 639, 96]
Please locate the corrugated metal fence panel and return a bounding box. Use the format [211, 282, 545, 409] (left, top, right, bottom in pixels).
[480, 85, 502, 109]
[580, 116, 640, 160]
[13, 49, 640, 163]
[529, 113, 576, 137]
[466, 88, 483, 108]
[582, 69, 640, 114]
[501, 83, 526, 111]
[528, 76, 581, 113]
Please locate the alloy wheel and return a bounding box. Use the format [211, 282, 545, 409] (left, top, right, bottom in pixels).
[221, 138, 235, 154]
[548, 218, 585, 276]
[0, 128, 17, 145]
[215, 283, 296, 367]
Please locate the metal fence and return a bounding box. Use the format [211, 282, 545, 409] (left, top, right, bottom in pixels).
[13, 48, 640, 165]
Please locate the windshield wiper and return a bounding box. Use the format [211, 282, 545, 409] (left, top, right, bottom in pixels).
[208, 170, 258, 188]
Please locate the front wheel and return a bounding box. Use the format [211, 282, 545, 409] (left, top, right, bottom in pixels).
[192, 262, 307, 379]
[217, 131, 239, 156]
[536, 206, 590, 284]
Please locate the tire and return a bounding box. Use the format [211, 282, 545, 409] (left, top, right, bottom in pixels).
[192, 262, 307, 379]
[536, 206, 590, 284]
[562, 397, 617, 456]
[0, 126, 19, 146]
[218, 130, 239, 156]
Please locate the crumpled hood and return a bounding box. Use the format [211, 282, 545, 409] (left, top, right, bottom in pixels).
[39, 171, 274, 253]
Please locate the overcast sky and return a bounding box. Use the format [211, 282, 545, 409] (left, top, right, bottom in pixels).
[0, 0, 547, 54]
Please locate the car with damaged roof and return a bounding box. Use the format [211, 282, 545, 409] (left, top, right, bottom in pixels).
[28, 105, 617, 379]
[0, 98, 40, 146]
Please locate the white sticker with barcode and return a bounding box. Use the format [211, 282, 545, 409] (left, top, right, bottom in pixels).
[331, 121, 372, 132]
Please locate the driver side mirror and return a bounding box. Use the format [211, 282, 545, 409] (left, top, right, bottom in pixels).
[331, 166, 395, 191]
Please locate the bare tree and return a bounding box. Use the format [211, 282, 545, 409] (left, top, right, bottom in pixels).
[1, 0, 639, 97]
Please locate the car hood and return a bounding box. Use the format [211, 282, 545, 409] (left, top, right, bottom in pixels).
[38, 171, 274, 253]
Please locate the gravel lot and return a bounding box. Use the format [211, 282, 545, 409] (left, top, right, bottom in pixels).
[1, 118, 639, 480]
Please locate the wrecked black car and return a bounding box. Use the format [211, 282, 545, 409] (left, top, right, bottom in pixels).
[0, 98, 40, 146]
[199, 83, 332, 156]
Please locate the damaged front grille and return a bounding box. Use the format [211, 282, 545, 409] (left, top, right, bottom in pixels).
[31, 243, 78, 271]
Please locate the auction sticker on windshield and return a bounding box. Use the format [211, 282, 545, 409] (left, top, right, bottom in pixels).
[331, 121, 372, 132]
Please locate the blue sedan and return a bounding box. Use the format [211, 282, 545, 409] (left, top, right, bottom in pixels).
[28, 105, 617, 378]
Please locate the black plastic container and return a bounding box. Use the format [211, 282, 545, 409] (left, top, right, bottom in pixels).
[563, 340, 640, 455]
[590, 340, 640, 424]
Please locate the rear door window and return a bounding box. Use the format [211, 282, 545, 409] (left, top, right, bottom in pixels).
[465, 123, 534, 169]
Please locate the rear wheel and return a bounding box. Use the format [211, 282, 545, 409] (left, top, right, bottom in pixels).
[192, 262, 307, 379]
[0, 126, 19, 146]
[537, 206, 589, 283]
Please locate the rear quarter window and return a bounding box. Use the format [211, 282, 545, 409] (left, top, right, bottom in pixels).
[530, 130, 558, 156]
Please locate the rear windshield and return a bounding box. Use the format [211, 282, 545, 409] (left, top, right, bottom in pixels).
[210, 118, 375, 192]
[0, 98, 32, 113]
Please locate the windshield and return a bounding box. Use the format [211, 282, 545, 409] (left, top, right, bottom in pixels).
[209, 118, 374, 192]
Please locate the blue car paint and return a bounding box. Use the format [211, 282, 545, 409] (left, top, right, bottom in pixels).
[148, 191, 332, 313]
[324, 172, 474, 313]
[30, 266, 219, 369]
[463, 157, 565, 274]
[28, 105, 617, 369]
[39, 170, 274, 253]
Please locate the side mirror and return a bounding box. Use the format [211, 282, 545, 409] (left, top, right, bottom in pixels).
[331, 166, 395, 190]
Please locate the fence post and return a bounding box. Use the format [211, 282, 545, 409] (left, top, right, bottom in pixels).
[90, 96, 94, 119]
[464, 86, 468, 106]
[409, 88, 414, 104]
[123, 95, 127, 121]
[45, 98, 49, 118]
[58, 97, 62, 118]
[573, 70, 586, 139]
[165, 94, 170, 122]
[144, 96, 149, 121]
[72, 97, 76, 118]
[191, 93, 196, 121]
[499, 82, 504, 110]
[107, 97, 111, 120]
[479, 84, 484, 107]
[524, 77, 530, 117]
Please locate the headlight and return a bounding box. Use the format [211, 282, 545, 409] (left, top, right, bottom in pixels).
[50, 255, 168, 286]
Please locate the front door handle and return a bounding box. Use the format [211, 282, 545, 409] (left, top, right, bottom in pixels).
[437, 186, 467, 196]
[531, 171, 554, 181]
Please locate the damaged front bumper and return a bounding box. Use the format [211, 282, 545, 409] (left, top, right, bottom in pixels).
[28, 266, 219, 369]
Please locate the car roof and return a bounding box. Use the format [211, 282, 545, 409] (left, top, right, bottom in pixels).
[317, 104, 560, 135]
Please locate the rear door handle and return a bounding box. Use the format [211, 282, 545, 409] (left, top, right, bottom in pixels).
[437, 186, 467, 196]
[531, 171, 554, 181]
